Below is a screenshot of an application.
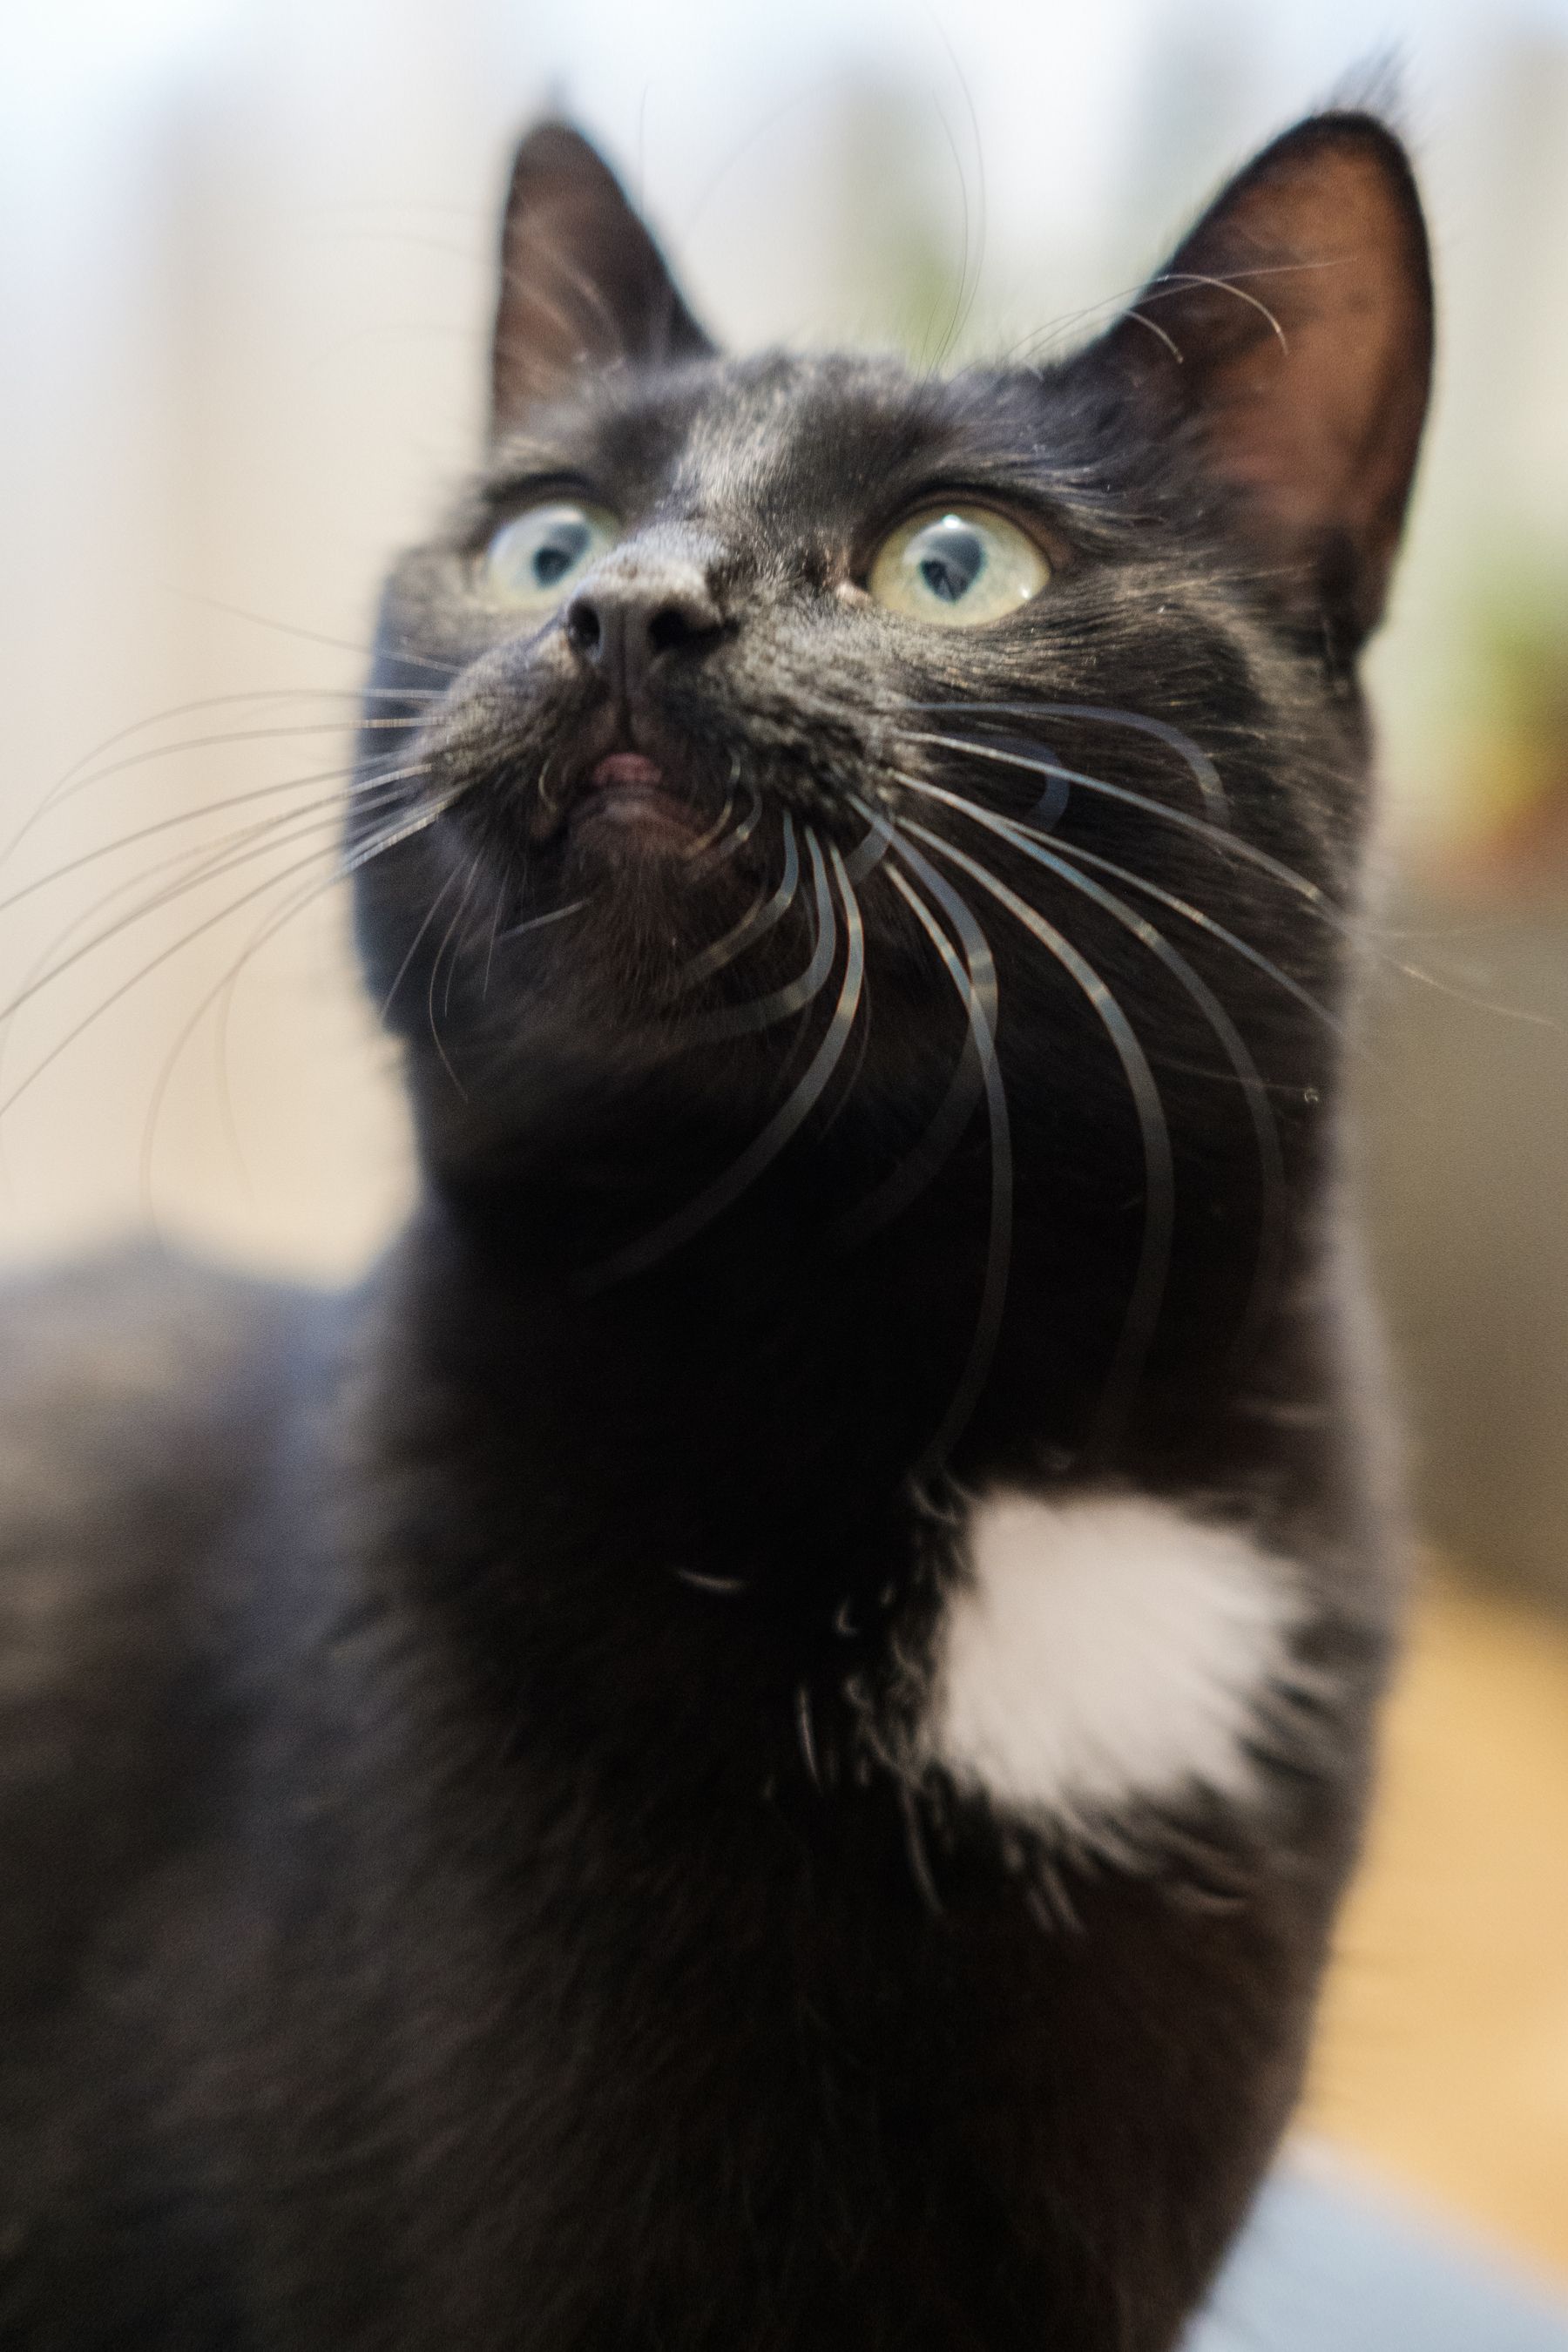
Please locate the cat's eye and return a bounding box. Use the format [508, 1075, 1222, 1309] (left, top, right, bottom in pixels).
[866, 505, 1050, 627]
[483, 499, 618, 612]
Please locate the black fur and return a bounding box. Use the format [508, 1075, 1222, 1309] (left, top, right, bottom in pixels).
[0, 113, 1432, 2349]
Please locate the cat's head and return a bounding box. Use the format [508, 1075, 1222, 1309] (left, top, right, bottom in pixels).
[353, 114, 1430, 1458]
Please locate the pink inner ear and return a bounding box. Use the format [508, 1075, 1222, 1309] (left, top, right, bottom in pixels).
[490, 125, 712, 433]
[1193, 146, 1430, 548]
[1111, 118, 1433, 644]
[498, 189, 630, 392]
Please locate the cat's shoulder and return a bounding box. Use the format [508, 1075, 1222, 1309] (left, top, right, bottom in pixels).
[0, 1242, 320, 1538]
[0, 1247, 326, 2013]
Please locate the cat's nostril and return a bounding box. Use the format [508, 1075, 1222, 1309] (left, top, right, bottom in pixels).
[564, 596, 602, 657]
[562, 579, 720, 689]
[647, 604, 706, 657]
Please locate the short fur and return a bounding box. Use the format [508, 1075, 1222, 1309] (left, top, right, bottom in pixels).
[0, 112, 1432, 2349]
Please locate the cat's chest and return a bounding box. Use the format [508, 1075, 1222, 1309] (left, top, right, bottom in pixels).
[909, 1489, 1316, 1850]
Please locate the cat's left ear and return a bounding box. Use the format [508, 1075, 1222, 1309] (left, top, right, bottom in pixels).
[490, 123, 714, 432]
[1098, 112, 1433, 650]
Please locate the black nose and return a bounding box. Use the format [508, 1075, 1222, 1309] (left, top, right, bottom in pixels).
[564, 578, 721, 703]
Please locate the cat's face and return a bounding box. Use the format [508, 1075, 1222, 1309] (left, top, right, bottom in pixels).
[353, 117, 1429, 1457]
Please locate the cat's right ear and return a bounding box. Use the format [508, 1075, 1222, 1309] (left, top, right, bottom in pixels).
[490, 124, 714, 434]
[1093, 112, 1434, 652]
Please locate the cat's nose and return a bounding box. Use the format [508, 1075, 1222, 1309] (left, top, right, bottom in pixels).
[563, 569, 722, 704]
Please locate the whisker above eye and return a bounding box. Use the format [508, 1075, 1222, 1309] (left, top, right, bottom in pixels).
[1142, 267, 1290, 352]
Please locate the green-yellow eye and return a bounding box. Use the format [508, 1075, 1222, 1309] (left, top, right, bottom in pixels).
[483, 500, 618, 613]
[867, 505, 1050, 627]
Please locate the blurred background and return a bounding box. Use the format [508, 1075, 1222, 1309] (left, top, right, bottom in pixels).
[2, 0, 1565, 2302]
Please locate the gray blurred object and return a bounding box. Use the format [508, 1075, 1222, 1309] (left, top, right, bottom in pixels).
[1357, 891, 1568, 1611]
[1186, 2152, 1568, 2350]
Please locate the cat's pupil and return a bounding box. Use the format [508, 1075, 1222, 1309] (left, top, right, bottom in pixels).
[916, 519, 986, 603]
[533, 524, 591, 585]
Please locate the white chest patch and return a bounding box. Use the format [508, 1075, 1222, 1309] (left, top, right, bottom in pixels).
[917, 1492, 1308, 1835]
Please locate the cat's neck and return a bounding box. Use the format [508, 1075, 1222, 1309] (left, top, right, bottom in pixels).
[336, 1157, 1348, 1684]
[358, 1187, 926, 1597]
[300, 1191, 936, 1806]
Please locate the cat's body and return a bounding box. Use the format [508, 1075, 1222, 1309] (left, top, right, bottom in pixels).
[0, 115, 1431, 2349]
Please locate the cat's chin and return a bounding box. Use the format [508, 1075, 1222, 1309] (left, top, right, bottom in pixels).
[411, 1006, 800, 1207]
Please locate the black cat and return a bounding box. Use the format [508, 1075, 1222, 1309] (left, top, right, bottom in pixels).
[0, 111, 1431, 2349]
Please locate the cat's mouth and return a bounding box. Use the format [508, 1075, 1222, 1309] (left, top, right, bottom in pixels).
[530, 705, 713, 854]
[572, 750, 700, 845]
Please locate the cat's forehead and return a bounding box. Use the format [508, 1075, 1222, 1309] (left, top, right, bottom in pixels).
[665, 354, 944, 502]
[487, 353, 1050, 532]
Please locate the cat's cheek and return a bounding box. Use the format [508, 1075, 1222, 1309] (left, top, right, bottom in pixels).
[915, 1492, 1323, 1843]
